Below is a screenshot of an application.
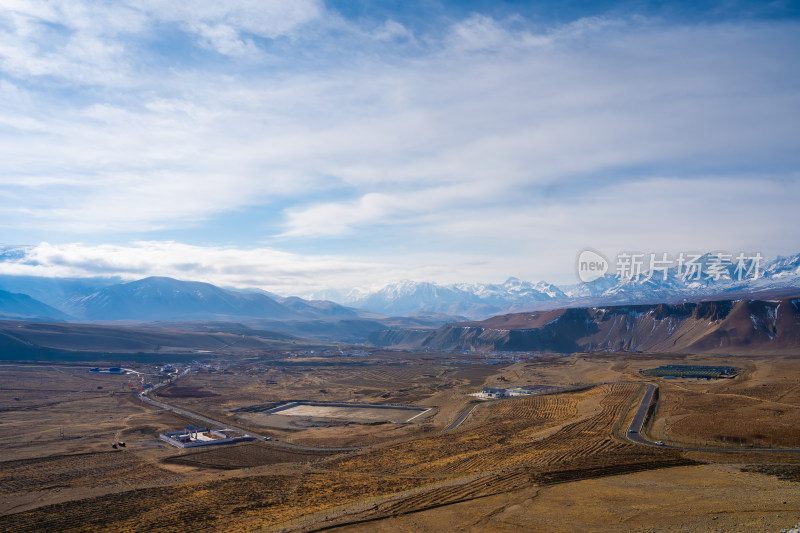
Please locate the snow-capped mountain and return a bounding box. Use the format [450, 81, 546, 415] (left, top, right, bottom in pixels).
[453, 277, 566, 302]
[342, 253, 800, 319]
[0, 243, 797, 322]
[560, 274, 622, 299]
[567, 252, 800, 303]
[346, 280, 468, 317]
[761, 254, 800, 281]
[341, 277, 567, 318]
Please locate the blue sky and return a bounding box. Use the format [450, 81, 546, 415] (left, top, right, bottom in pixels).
[0, 0, 798, 295]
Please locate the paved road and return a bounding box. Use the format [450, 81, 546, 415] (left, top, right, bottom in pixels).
[625, 382, 800, 454]
[626, 383, 657, 445]
[444, 404, 479, 431]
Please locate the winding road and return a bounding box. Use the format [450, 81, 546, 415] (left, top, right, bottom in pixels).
[625, 382, 800, 453]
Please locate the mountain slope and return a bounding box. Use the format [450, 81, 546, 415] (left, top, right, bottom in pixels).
[66, 277, 297, 321]
[276, 296, 359, 318]
[0, 274, 121, 312]
[0, 289, 70, 320]
[371, 296, 800, 354]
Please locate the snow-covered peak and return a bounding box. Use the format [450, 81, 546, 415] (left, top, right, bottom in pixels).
[377, 280, 448, 299]
[564, 273, 619, 298]
[764, 253, 800, 279]
[346, 277, 568, 318]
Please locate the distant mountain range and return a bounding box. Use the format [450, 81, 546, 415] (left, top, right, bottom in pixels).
[0, 275, 451, 343]
[333, 253, 800, 319]
[0, 252, 797, 330]
[0, 252, 797, 354]
[0, 275, 367, 323]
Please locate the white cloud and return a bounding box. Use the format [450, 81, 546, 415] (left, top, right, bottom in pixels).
[372, 20, 415, 43]
[281, 181, 501, 237]
[0, 0, 324, 80]
[1, 170, 794, 297]
[0, 241, 399, 296]
[447, 14, 513, 51]
[190, 23, 257, 57]
[275, 174, 799, 286]
[143, 0, 324, 56]
[0, 8, 798, 288]
[141, 0, 323, 39]
[0, 1, 145, 82]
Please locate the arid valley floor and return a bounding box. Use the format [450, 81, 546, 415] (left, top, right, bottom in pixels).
[1, 350, 799, 532]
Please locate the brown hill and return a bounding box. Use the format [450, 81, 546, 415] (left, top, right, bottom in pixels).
[370, 297, 800, 354]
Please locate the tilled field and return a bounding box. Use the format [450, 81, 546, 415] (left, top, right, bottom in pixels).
[0, 471, 432, 532]
[311, 455, 699, 531]
[329, 384, 641, 476]
[0, 451, 182, 494]
[162, 442, 338, 470]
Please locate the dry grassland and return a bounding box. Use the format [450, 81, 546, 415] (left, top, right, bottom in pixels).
[650, 357, 800, 448]
[331, 464, 800, 533]
[163, 442, 336, 470]
[0, 470, 433, 532]
[0, 366, 192, 460]
[2, 354, 799, 532]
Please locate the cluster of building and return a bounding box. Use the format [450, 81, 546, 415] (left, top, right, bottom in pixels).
[337, 349, 371, 357]
[159, 426, 256, 448]
[477, 384, 563, 399]
[89, 367, 127, 374]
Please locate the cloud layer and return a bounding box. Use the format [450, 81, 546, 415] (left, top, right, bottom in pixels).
[0, 2, 798, 290]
